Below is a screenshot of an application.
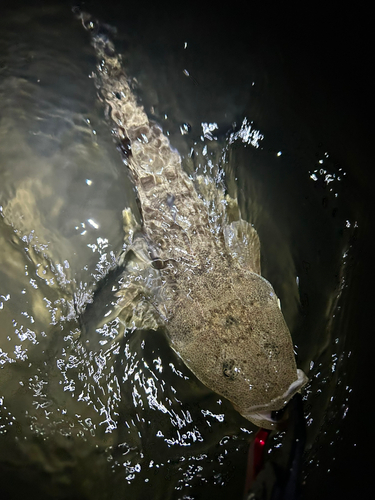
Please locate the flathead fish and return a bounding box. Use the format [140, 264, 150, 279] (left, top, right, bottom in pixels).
[79, 12, 308, 430]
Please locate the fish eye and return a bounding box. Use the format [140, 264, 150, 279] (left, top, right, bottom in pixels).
[222, 359, 238, 380]
[225, 315, 237, 326]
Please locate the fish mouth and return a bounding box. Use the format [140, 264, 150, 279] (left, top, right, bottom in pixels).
[242, 369, 308, 430]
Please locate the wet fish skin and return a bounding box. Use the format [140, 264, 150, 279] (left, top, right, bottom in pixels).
[80, 13, 308, 429]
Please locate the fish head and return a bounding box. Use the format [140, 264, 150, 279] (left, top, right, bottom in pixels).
[169, 270, 308, 430]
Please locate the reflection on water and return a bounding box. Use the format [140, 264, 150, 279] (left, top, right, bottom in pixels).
[0, 2, 357, 499]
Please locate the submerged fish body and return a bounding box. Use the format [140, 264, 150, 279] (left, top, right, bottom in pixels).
[80, 14, 308, 429]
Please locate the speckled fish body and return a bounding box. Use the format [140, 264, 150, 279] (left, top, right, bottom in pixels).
[79, 13, 308, 429]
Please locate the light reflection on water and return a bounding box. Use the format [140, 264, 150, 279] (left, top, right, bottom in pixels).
[0, 3, 357, 499]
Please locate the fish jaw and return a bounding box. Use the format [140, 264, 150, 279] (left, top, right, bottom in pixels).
[239, 369, 308, 429]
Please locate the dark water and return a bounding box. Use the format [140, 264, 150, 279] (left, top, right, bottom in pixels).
[0, 1, 373, 499]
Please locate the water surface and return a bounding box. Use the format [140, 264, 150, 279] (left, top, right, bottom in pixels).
[0, 2, 369, 499]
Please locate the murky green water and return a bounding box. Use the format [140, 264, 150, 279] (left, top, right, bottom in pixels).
[0, 1, 368, 499]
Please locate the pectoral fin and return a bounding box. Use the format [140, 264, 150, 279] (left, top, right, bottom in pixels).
[223, 219, 261, 274]
[114, 237, 163, 330]
[79, 235, 163, 348]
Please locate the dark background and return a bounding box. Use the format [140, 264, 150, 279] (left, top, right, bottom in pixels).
[260, 5, 374, 499]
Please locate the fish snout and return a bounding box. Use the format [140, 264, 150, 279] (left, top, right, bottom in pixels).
[241, 369, 308, 430]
